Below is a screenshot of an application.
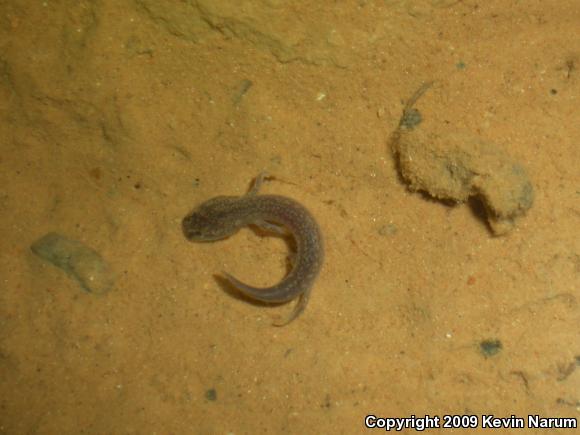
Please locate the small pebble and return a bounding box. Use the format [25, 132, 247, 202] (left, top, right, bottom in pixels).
[479, 339, 502, 357]
[205, 388, 217, 401]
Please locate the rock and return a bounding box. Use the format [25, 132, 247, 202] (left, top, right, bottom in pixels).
[392, 85, 534, 235]
[30, 232, 114, 294]
[135, 0, 351, 67]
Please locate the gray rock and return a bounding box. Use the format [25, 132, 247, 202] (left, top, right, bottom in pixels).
[30, 233, 114, 294]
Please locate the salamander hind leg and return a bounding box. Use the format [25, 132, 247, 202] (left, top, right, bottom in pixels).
[271, 291, 310, 327]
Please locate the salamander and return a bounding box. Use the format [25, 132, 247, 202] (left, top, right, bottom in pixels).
[182, 173, 324, 326]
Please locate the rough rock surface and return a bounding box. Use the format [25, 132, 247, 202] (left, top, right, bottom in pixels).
[392, 84, 534, 235]
[394, 129, 534, 235]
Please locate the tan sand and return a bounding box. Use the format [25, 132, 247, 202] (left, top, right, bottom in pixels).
[0, 1, 578, 433]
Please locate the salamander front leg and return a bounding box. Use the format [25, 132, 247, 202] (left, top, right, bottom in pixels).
[248, 172, 270, 196]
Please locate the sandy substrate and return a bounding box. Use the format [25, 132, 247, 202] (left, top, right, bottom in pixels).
[0, 1, 579, 434]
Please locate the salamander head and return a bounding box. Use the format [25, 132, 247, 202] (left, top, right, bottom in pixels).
[182, 196, 241, 241]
